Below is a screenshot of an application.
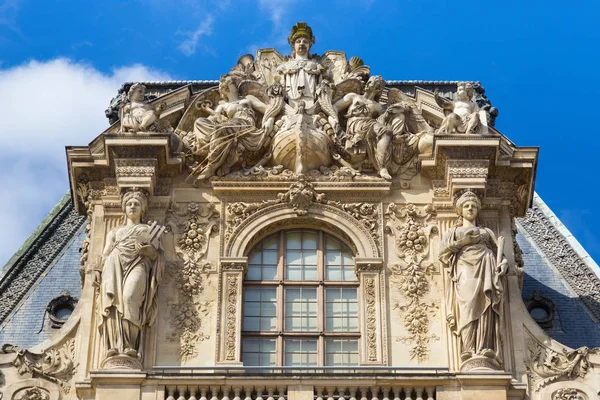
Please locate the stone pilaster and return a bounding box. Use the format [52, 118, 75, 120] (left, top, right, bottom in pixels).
[217, 257, 247, 365]
[355, 257, 386, 364]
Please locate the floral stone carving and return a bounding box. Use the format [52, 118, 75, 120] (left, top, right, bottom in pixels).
[225, 176, 380, 247]
[386, 203, 439, 362]
[1, 338, 76, 394]
[525, 336, 599, 392]
[165, 202, 219, 361]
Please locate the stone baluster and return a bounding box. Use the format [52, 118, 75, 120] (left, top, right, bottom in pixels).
[425, 388, 434, 400]
[211, 386, 219, 400]
[245, 387, 253, 400]
[392, 388, 400, 400]
[403, 388, 413, 400]
[190, 388, 198, 400]
[414, 388, 423, 400]
[199, 388, 208, 400]
[381, 388, 389, 400]
[338, 387, 346, 400]
[278, 386, 286, 400]
[315, 387, 324, 400]
[167, 387, 176, 400]
[256, 387, 264, 400]
[349, 387, 357, 400]
[327, 387, 336, 400]
[233, 387, 242, 400]
[371, 387, 380, 400]
[178, 386, 187, 400]
[266, 386, 275, 400]
[222, 387, 231, 400]
[359, 387, 368, 400]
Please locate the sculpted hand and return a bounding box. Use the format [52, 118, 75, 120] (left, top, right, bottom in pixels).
[447, 314, 457, 330]
[92, 271, 101, 288]
[138, 244, 157, 260]
[497, 258, 508, 276]
[263, 117, 274, 134]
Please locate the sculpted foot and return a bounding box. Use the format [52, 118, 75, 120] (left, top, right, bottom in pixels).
[379, 168, 392, 180]
[107, 348, 118, 357]
[125, 348, 138, 357]
[460, 351, 473, 361]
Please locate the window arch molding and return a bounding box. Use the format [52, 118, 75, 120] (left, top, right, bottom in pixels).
[225, 203, 380, 259]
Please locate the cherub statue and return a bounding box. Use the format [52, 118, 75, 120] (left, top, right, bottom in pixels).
[121, 83, 166, 133]
[434, 82, 481, 134]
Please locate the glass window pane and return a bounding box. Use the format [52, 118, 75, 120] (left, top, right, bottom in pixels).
[243, 338, 277, 366]
[263, 237, 278, 249]
[263, 250, 278, 265]
[247, 266, 262, 281]
[325, 287, 358, 332]
[325, 339, 359, 366]
[303, 232, 318, 249]
[286, 232, 302, 249]
[262, 266, 278, 280]
[284, 339, 318, 366]
[286, 250, 303, 265]
[285, 288, 317, 332]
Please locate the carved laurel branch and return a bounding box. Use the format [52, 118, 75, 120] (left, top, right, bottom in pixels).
[386, 203, 439, 362]
[525, 334, 599, 392]
[225, 178, 381, 254]
[165, 202, 220, 362]
[1, 338, 77, 394]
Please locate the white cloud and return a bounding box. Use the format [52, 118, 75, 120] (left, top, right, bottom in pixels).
[258, 0, 297, 28]
[0, 58, 170, 267]
[178, 15, 214, 56]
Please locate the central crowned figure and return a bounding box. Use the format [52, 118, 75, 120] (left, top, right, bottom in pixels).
[271, 22, 332, 173]
[276, 22, 324, 109]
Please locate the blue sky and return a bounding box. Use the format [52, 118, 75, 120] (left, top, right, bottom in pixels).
[0, 0, 599, 267]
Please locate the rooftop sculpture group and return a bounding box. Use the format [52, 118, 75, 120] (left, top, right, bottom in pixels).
[177, 22, 444, 183]
[113, 23, 496, 184]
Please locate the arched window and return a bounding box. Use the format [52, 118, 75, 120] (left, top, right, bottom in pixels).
[242, 229, 359, 367]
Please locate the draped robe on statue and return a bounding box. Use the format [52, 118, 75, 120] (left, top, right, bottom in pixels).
[439, 226, 504, 357]
[98, 224, 164, 355]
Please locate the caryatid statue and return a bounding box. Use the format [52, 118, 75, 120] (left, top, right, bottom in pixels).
[94, 188, 165, 367]
[439, 190, 508, 369]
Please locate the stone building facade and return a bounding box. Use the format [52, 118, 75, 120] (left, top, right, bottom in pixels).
[1, 22, 599, 400]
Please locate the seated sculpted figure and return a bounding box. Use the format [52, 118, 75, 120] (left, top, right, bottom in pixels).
[121, 83, 166, 132]
[434, 82, 480, 134]
[333, 76, 397, 180]
[94, 189, 164, 361]
[439, 190, 508, 366]
[192, 75, 276, 181]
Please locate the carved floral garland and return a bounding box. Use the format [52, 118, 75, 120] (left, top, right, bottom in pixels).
[385, 203, 439, 362]
[225, 177, 380, 248]
[225, 275, 239, 361]
[165, 202, 219, 361]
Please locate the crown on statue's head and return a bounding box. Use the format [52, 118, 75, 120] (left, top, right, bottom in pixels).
[288, 22, 315, 46]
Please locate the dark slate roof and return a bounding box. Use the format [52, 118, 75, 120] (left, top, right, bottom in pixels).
[0, 194, 86, 329]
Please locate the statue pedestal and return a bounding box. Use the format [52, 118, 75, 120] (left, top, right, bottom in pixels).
[460, 355, 501, 372]
[100, 354, 142, 370]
